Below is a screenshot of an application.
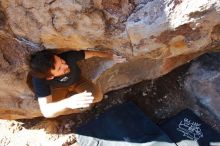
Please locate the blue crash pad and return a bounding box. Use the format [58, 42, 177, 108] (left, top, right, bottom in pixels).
[76, 102, 175, 146]
[160, 109, 220, 146]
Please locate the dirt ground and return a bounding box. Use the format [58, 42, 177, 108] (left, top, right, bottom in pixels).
[0, 63, 220, 146]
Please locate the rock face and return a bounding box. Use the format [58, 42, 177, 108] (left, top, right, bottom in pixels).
[185, 52, 220, 121]
[0, 0, 220, 119]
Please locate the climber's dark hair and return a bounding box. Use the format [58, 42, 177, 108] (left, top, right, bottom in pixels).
[29, 50, 56, 78]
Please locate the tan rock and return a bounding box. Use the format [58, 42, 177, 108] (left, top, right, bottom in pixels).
[0, 0, 219, 119]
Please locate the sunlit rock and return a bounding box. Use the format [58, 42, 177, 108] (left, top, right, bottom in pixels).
[0, 0, 219, 119]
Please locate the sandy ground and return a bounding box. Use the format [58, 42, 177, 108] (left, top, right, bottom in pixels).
[0, 63, 220, 146]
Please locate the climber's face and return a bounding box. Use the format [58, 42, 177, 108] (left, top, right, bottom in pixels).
[47, 55, 70, 80]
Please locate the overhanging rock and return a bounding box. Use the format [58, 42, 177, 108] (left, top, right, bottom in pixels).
[0, 0, 219, 119]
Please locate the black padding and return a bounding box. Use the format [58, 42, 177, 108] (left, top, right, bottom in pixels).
[76, 102, 175, 146]
[160, 109, 220, 146]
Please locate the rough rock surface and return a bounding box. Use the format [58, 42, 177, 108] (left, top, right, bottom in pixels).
[0, 0, 220, 119]
[185, 52, 220, 121]
[0, 36, 42, 119]
[0, 59, 219, 146]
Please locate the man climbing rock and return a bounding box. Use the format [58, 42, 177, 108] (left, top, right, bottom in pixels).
[29, 49, 125, 118]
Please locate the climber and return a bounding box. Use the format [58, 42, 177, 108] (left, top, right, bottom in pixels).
[29, 49, 125, 118]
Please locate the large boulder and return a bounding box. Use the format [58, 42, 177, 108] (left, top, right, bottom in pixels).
[185, 52, 220, 121]
[0, 0, 220, 119]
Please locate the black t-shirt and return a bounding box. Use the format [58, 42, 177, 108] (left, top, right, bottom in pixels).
[32, 50, 85, 98]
